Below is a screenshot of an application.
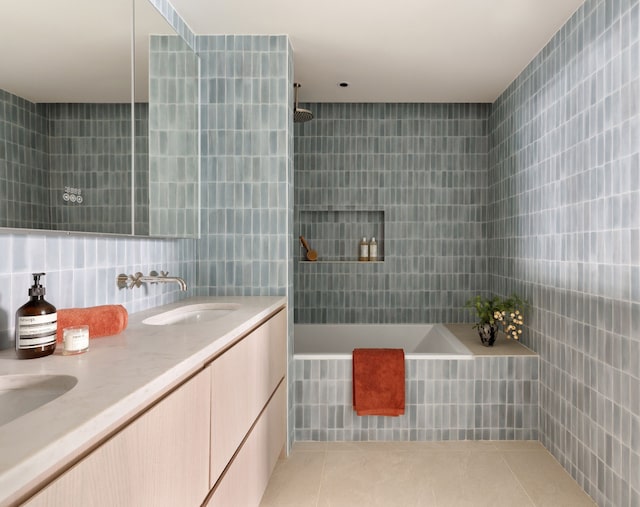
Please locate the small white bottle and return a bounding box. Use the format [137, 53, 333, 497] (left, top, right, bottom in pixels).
[369, 237, 378, 261]
[358, 237, 369, 261]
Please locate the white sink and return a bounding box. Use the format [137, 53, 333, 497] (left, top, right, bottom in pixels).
[0, 374, 78, 427]
[142, 303, 241, 326]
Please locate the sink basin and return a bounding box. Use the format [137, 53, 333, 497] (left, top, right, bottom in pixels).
[142, 303, 241, 326]
[0, 374, 78, 426]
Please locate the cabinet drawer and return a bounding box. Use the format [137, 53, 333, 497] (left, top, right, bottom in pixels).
[209, 309, 286, 486]
[206, 382, 286, 507]
[23, 369, 211, 507]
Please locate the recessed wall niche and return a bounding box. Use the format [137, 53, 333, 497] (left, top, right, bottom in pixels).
[298, 208, 384, 262]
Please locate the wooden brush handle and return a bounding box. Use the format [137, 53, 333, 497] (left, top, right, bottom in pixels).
[299, 236, 311, 252]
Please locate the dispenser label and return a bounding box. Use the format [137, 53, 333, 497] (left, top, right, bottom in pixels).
[17, 314, 57, 349]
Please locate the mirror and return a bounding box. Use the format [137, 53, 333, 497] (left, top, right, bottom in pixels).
[0, 0, 199, 237]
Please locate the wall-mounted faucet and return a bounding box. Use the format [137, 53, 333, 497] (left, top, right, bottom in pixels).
[117, 271, 187, 291]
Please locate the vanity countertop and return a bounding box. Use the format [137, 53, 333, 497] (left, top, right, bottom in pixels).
[0, 296, 287, 507]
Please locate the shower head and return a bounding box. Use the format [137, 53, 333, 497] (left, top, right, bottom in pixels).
[294, 107, 314, 123]
[293, 82, 313, 123]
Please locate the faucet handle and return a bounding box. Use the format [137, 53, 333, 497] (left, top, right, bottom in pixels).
[117, 274, 129, 290]
[132, 272, 144, 288]
[160, 271, 169, 277]
[149, 270, 159, 277]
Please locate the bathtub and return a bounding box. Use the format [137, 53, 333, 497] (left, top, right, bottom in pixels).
[294, 323, 473, 360]
[293, 323, 539, 442]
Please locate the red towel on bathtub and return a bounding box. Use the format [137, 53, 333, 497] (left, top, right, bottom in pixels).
[352, 348, 405, 416]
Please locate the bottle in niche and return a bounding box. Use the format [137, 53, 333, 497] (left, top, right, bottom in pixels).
[359, 237, 369, 261]
[369, 237, 378, 261]
[15, 273, 57, 359]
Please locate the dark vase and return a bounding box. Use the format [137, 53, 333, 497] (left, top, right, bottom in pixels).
[477, 323, 498, 347]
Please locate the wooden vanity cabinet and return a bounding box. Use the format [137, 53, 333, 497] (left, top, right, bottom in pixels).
[21, 307, 287, 507]
[23, 369, 211, 507]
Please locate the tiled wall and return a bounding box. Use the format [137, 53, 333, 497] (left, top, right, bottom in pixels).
[0, 234, 197, 348]
[148, 35, 199, 238]
[294, 103, 489, 324]
[196, 34, 291, 297]
[294, 356, 539, 441]
[488, 1, 640, 505]
[195, 34, 295, 448]
[0, 89, 50, 229]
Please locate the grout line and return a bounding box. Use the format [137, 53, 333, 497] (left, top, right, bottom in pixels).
[314, 449, 326, 507]
[500, 453, 537, 507]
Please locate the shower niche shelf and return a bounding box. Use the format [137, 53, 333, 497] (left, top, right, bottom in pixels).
[297, 208, 384, 263]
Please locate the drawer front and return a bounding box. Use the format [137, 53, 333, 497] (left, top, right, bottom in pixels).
[206, 382, 286, 507]
[23, 369, 211, 507]
[210, 309, 286, 486]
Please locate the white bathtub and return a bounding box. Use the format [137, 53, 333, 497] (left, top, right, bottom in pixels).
[294, 324, 473, 360]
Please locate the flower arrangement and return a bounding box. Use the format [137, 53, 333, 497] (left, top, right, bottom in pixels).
[465, 294, 527, 344]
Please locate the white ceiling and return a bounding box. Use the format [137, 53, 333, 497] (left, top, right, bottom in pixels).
[0, 0, 175, 103]
[1, 0, 585, 104]
[170, 0, 585, 103]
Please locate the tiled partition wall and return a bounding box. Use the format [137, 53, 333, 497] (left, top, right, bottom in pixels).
[294, 103, 489, 324]
[294, 356, 538, 441]
[148, 35, 199, 238]
[488, 1, 640, 506]
[196, 34, 291, 297]
[0, 89, 50, 229]
[195, 35, 295, 447]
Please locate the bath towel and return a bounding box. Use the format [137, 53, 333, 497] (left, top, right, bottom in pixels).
[352, 348, 405, 416]
[56, 305, 129, 342]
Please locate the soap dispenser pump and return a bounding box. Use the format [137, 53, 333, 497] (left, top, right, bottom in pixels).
[15, 273, 57, 359]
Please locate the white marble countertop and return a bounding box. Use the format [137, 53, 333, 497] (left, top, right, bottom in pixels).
[0, 296, 287, 506]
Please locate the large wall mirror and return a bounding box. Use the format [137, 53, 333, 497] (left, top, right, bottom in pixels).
[0, 0, 199, 238]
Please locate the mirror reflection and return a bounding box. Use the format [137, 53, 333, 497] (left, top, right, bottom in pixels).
[0, 0, 199, 237]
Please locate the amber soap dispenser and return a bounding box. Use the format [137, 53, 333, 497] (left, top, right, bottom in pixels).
[15, 273, 57, 359]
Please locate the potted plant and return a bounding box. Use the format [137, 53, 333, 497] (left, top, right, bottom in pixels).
[465, 294, 527, 346]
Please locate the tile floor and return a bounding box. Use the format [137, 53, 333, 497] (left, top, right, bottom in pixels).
[260, 441, 597, 507]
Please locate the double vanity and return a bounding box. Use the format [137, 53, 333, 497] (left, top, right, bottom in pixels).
[0, 296, 287, 506]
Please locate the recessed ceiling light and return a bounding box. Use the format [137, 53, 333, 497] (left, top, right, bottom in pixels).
[338, 82, 349, 88]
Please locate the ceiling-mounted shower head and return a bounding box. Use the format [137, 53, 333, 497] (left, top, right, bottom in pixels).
[293, 82, 313, 123]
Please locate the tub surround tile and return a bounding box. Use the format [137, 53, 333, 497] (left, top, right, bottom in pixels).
[294, 103, 489, 325]
[294, 353, 539, 442]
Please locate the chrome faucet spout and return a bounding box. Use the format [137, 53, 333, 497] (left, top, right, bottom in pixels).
[117, 271, 187, 291]
[139, 275, 188, 291]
